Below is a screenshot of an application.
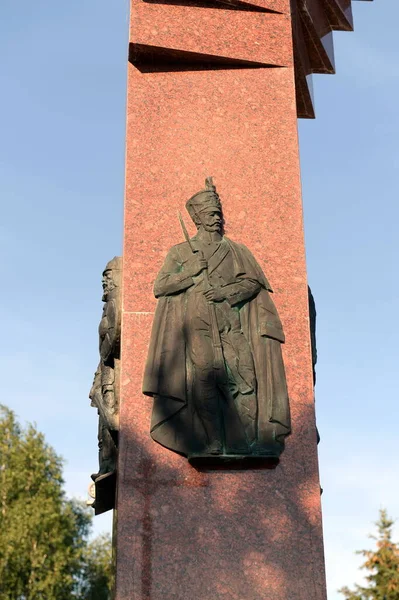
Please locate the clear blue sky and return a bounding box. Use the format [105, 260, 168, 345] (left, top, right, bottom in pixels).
[1, 1, 397, 598]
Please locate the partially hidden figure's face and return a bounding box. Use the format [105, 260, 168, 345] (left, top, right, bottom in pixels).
[102, 269, 115, 301]
[200, 208, 222, 233]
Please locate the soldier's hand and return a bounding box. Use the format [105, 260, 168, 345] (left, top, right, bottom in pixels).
[204, 287, 225, 302]
[187, 256, 207, 276]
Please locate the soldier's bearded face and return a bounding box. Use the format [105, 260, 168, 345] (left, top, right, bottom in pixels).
[102, 270, 114, 301]
[200, 209, 222, 233]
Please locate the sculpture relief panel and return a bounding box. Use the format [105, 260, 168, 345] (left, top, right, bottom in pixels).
[89, 256, 122, 512]
[143, 179, 290, 464]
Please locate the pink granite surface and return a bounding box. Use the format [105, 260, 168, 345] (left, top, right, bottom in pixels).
[131, 9, 291, 66]
[115, 1, 327, 598]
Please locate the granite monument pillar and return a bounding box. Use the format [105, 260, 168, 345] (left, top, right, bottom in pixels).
[113, 1, 373, 598]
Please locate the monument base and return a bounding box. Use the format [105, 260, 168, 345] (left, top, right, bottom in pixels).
[188, 454, 280, 469]
[93, 471, 116, 516]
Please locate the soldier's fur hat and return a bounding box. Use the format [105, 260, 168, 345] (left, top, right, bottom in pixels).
[186, 177, 221, 221]
[103, 256, 122, 274]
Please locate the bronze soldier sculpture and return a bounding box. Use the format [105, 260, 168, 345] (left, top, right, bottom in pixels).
[143, 179, 290, 463]
[89, 256, 122, 511]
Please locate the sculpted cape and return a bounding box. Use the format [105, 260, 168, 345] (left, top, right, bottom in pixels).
[143, 236, 291, 458]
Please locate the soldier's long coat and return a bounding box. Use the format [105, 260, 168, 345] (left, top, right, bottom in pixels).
[143, 237, 291, 456]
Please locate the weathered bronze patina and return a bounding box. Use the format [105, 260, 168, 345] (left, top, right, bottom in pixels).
[90, 256, 122, 512]
[143, 179, 290, 465]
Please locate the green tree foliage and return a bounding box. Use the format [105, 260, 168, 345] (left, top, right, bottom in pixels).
[78, 534, 113, 600]
[0, 405, 112, 600]
[339, 509, 399, 600]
